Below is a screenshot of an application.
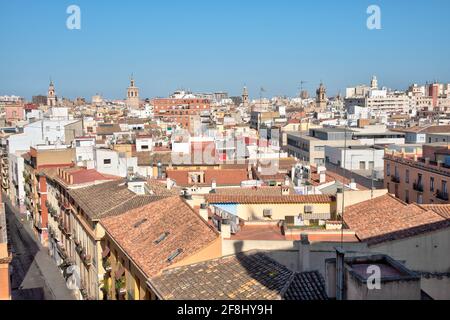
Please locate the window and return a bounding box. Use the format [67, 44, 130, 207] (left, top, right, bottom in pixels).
[141, 145, 149, 150]
[405, 190, 409, 203]
[417, 173, 423, 186]
[443, 181, 448, 194]
[386, 163, 390, 176]
[405, 170, 409, 183]
[417, 193, 423, 204]
[359, 161, 366, 170]
[430, 177, 435, 192]
[103, 159, 111, 165]
[304, 205, 313, 214]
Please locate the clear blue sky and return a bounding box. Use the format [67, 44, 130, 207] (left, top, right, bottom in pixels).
[1, 0, 449, 100]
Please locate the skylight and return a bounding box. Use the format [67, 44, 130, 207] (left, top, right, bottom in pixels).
[133, 218, 148, 228]
[154, 232, 170, 244]
[167, 248, 183, 262]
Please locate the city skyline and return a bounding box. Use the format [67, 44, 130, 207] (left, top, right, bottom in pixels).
[1, 0, 450, 99]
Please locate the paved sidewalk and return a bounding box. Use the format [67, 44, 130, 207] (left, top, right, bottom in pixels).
[4, 193, 75, 300]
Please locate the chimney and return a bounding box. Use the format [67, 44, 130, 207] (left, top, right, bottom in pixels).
[166, 177, 172, 190]
[335, 247, 345, 300]
[284, 176, 290, 187]
[318, 167, 326, 184]
[349, 179, 357, 190]
[211, 179, 217, 191]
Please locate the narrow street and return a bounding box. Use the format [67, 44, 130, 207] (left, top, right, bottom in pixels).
[3, 193, 75, 300]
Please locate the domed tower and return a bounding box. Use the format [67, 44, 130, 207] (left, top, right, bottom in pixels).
[47, 79, 57, 107]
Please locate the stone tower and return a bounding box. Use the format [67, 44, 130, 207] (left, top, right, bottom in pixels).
[316, 82, 327, 110]
[126, 76, 140, 109]
[370, 75, 378, 89]
[47, 79, 56, 107]
[242, 86, 249, 108]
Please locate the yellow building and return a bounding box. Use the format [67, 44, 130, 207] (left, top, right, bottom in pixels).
[100, 196, 221, 300]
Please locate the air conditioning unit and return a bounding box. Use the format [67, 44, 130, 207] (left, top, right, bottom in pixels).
[263, 209, 272, 217]
[304, 205, 313, 214]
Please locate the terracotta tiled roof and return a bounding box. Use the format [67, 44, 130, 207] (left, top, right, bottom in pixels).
[206, 194, 334, 204]
[101, 196, 219, 277]
[150, 251, 327, 300]
[96, 123, 122, 135]
[167, 168, 248, 187]
[135, 151, 172, 166]
[68, 179, 165, 220]
[344, 194, 450, 245]
[420, 204, 450, 219]
[146, 178, 180, 197]
[394, 125, 450, 134]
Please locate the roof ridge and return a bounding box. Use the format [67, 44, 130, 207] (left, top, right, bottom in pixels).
[155, 249, 265, 276]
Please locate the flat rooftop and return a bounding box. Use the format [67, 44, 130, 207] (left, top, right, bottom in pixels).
[229, 225, 285, 241]
[350, 263, 405, 280]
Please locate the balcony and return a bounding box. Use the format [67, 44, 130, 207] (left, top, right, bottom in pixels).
[62, 225, 72, 237]
[391, 176, 400, 183]
[436, 190, 449, 201]
[413, 182, 424, 192]
[115, 276, 126, 300]
[103, 258, 112, 273]
[82, 253, 92, 266]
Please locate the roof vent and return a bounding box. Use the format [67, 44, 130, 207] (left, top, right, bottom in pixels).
[167, 248, 183, 262]
[133, 218, 148, 228]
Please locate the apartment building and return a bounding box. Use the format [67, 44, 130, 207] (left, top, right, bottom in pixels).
[0, 193, 11, 300]
[45, 177, 176, 300]
[95, 148, 138, 178]
[343, 193, 450, 299]
[152, 97, 211, 129]
[325, 145, 384, 171]
[384, 143, 449, 204]
[287, 128, 360, 166]
[345, 95, 410, 115]
[23, 146, 76, 245]
[392, 125, 450, 144]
